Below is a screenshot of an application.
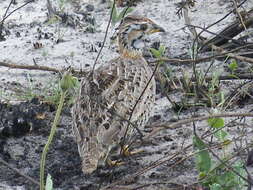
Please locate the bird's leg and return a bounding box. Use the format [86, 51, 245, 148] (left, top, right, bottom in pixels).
[121, 144, 144, 157]
[106, 158, 124, 167]
[103, 144, 124, 167]
[106, 145, 143, 167]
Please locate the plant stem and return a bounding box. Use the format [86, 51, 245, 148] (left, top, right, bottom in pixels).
[39, 90, 67, 190]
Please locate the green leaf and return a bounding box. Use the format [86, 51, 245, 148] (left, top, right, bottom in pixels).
[111, 5, 134, 26]
[214, 129, 228, 142]
[207, 118, 224, 129]
[60, 73, 79, 92]
[158, 45, 166, 56]
[233, 161, 247, 187]
[210, 183, 222, 190]
[228, 74, 239, 79]
[150, 45, 166, 58]
[150, 48, 161, 58]
[193, 135, 211, 173]
[228, 59, 238, 72]
[111, 2, 118, 25]
[45, 174, 53, 190]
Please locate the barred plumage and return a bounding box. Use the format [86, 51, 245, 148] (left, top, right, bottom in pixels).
[72, 15, 165, 174]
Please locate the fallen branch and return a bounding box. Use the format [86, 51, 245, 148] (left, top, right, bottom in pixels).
[201, 8, 253, 51]
[1, 44, 253, 75]
[0, 61, 60, 73]
[212, 45, 253, 64]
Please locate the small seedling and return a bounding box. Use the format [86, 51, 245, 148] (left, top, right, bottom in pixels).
[194, 114, 247, 190]
[150, 45, 166, 60]
[45, 174, 53, 190]
[228, 59, 238, 74]
[40, 73, 78, 190]
[227, 59, 240, 79]
[207, 117, 228, 143]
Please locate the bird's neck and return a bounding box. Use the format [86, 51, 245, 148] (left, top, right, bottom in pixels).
[120, 48, 143, 59]
[118, 32, 145, 59]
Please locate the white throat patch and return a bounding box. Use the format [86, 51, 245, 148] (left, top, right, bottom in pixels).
[132, 38, 145, 50]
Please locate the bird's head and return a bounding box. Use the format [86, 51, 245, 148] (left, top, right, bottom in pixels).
[117, 15, 165, 58]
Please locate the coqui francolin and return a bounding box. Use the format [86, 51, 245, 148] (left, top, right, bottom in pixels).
[72, 15, 165, 174]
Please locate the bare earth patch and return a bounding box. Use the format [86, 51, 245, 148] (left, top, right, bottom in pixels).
[0, 0, 253, 190]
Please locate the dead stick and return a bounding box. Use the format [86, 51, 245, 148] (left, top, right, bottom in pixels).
[1, 47, 253, 74]
[145, 112, 253, 139]
[201, 8, 253, 51]
[0, 157, 40, 186]
[212, 45, 253, 64]
[0, 61, 60, 73]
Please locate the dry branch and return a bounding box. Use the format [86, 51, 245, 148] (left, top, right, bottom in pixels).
[201, 8, 253, 51]
[145, 112, 253, 139]
[212, 45, 253, 64]
[0, 61, 60, 73]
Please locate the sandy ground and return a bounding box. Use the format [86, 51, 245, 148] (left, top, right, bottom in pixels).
[0, 0, 253, 189]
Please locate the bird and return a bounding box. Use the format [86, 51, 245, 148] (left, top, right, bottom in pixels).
[72, 15, 165, 174]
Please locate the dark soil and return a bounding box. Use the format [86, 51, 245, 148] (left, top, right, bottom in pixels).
[1, 0, 253, 190]
[0, 98, 199, 190]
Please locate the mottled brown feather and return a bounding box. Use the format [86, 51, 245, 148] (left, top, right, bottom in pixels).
[72, 56, 155, 173]
[72, 15, 164, 174]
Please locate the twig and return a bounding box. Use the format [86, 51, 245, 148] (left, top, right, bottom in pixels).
[110, 182, 186, 190]
[103, 123, 253, 190]
[189, 24, 246, 48]
[148, 44, 253, 64]
[0, 0, 34, 25]
[103, 143, 220, 190]
[181, 1, 198, 41]
[92, 0, 115, 73]
[232, 0, 247, 31]
[0, 0, 15, 40]
[197, 0, 248, 51]
[1, 43, 253, 74]
[163, 73, 253, 86]
[121, 61, 160, 151]
[202, 0, 248, 32]
[212, 45, 253, 64]
[209, 147, 252, 185]
[223, 81, 253, 109]
[200, 8, 253, 51]
[0, 61, 60, 73]
[145, 112, 253, 139]
[0, 157, 39, 186]
[0, 0, 14, 24]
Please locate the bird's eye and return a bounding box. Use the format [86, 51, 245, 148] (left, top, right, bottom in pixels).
[140, 24, 148, 31]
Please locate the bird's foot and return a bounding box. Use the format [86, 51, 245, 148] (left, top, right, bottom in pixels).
[121, 145, 144, 157]
[106, 158, 124, 167]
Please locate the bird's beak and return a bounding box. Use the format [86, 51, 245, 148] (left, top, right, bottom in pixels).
[148, 24, 165, 34]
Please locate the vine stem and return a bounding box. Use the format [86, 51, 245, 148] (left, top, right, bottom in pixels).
[39, 90, 67, 190]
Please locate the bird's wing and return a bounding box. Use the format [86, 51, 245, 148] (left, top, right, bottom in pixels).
[71, 61, 120, 172]
[72, 57, 155, 173]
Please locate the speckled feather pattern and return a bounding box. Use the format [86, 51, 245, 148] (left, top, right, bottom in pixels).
[72, 56, 155, 173]
[71, 15, 165, 174]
